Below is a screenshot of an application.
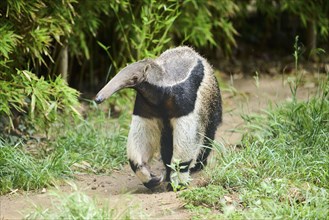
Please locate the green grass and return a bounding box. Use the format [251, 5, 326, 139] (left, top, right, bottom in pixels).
[0, 141, 63, 193]
[0, 91, 133, 195]
[51, 110, 129, 174]
[180, 76, 329, 219]
[25, 184, 132, 220]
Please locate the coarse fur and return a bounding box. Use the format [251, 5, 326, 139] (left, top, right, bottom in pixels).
[95, 46, 222, 189]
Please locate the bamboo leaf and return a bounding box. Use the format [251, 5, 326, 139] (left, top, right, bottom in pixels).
[31, 93, 36, 119]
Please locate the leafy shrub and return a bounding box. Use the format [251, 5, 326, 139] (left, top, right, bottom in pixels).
[174, 0, 239, 54]
[0, 70, 80, 130]
[0, 0, 86, 131]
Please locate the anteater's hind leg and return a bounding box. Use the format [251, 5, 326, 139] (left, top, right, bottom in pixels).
[190, 129, 216, 172]
[190, 141, 212, 172]
[192, 90, 222, 172]
[127, 116, 163, 189]
[169, 114, 200, 187]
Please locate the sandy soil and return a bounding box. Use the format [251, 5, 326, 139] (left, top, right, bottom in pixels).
[0, 73, 320, 219]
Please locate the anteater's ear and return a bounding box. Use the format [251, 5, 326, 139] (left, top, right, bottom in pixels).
[144, 63, 151, 73]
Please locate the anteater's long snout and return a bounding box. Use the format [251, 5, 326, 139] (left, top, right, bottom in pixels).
[94, 70, 129, 104]
[94, 94, 105, 104]
[95, 61, 147, 104]
[94, 83, 118, 104]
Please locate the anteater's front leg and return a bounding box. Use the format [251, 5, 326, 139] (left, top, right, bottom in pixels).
[127, 115, 163, 189]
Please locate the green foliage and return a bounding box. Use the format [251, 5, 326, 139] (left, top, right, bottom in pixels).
[130, 0, 180, 60]
[0, 70, 80, 130]
[0, 0, 85, 131]
[0, 0, 108, 63]
[167, 158, 191, 192]
[68, 0, 112, 59]
[244, 0, 329, 38]
[104, 0, 239, 70]
[288, 36, 303, 102]
[0, 24, 21, 59]
[281, 0, 329, 37]
[1, 0, 70, 65]
[106, 0, 181, 68]
[174, 0, 239, 54]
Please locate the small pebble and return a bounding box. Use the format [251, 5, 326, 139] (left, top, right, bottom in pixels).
[91, 186, 97, 190]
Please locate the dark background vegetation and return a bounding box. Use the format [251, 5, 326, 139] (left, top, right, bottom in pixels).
[0, 0, 329, 131]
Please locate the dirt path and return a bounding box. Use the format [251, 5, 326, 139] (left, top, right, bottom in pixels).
[0, 74, 319, 219]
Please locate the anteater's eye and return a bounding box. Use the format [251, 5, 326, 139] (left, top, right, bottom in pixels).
[131, 76, 138, 84]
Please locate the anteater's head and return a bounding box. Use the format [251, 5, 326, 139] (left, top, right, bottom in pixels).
[95, 59, 163, 104]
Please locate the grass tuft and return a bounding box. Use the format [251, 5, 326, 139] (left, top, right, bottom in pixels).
[0, 141, 71, 194]
[25, 184, 132, 220]
[52, 113, 128, 174]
